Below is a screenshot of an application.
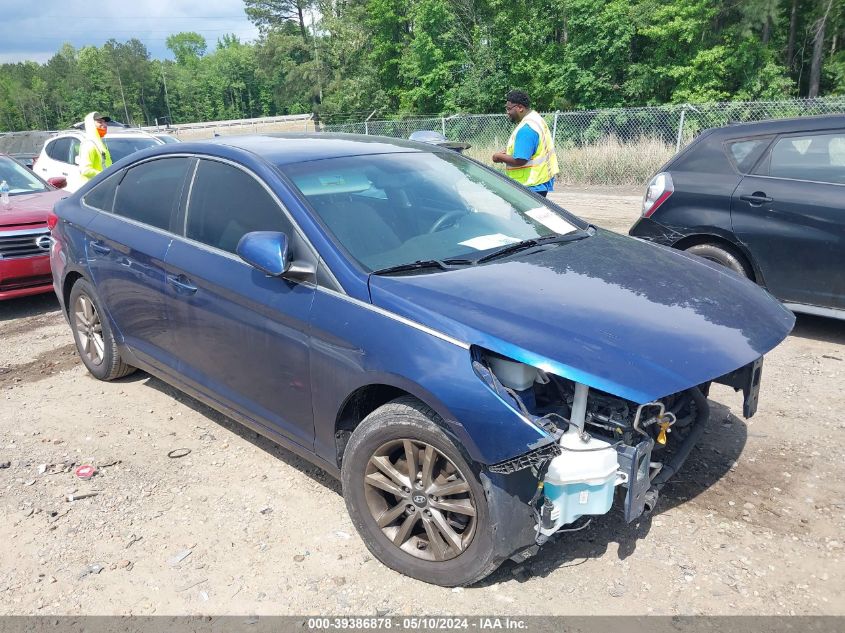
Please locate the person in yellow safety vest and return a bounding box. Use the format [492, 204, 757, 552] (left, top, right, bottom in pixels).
[492, 91, 559, 197]
[79, 111, 113, 183]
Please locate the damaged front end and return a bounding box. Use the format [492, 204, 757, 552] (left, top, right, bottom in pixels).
[475, 348, 760, 548]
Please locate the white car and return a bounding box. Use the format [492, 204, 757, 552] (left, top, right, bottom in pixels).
[34, 125, 163, 192]
[153, 133, 181, 144]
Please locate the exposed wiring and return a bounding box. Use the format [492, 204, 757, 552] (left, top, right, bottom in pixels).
[537, 413, 623, 451]
[557, 518, 592, 533]
[503, 386, 531, 417]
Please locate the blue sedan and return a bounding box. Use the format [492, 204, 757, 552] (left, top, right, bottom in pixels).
[49, 134, 794, 585]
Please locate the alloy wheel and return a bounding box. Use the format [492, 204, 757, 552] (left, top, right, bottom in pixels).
[363, 439, 477, 562]
[73, 294, 105, 366]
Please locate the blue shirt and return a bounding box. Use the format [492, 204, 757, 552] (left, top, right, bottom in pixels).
[511, 124, 554, 192]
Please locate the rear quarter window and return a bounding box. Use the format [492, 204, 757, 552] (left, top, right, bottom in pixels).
[671, 136, 735, 175]
[82, 171, 122, 212]
[725, 137, 772, 173]
[46, 138, 73, 164]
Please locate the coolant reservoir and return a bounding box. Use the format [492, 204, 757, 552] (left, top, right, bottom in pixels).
[540, 429, 621, 535]
[488, 356, 537, 390]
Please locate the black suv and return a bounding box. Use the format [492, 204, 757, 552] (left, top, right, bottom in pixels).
[629, 114, 845, 319]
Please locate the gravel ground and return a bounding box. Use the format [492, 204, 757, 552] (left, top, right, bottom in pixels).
[1, 189, 844, 616]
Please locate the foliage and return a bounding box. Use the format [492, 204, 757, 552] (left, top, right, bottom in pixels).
[0, 0, 843, 131]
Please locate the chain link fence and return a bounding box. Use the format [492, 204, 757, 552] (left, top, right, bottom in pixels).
[323, 97, 845, 186]
[0, 114, 318, 154]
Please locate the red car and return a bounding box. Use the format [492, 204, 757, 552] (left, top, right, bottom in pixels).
[0, 154, 66, 300]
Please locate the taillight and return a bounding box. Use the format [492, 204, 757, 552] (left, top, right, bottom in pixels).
[47, 211, 59, 230]
[642, 172, 674, 218]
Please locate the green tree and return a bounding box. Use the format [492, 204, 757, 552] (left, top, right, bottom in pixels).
[244, 0, 313, 43]
[166, 32, 208, 65]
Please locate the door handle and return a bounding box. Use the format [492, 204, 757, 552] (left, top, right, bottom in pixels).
[89, 241, 110, 255]
[167, 274, 198, 295]
[739, 193, 772, 206]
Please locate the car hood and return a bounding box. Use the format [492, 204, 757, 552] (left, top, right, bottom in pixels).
[0, 190, 65, 228]
[368, 229, 795, 404]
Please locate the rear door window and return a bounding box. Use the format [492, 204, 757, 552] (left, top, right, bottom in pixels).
[766, 132, 845, 185]
[112, 157, 192, 231]
[184, 159, 293, 253]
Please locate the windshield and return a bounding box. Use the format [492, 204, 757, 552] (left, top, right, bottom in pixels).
[105, 138, 161, 162]
[280, 151, 585, 271]
[0, 155, 49, 194]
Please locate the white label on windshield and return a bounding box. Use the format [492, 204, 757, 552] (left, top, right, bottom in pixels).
[525, 207, 577, 235]
[459, 234, 521, 251]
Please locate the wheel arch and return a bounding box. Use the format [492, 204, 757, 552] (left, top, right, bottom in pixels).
[333, 383, 471, 469]
[62, 270, 85, 316]
[672, 232, 763, 285]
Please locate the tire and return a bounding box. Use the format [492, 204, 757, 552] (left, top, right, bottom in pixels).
[341, 396, 501, 586]
[68, 278, 135, 381]
[685, 243, 751, 279]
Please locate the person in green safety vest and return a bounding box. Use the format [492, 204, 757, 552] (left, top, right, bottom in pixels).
[492, 91, 559, 197]
[79, 111, 112, 183]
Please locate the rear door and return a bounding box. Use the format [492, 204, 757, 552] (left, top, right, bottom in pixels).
[83, 156, 194, 368]
[162, 158, 317, 448]
[731, 130, 845, 309]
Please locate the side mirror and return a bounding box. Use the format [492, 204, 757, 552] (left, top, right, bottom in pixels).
[237, 231, 291, 276]
[236, 231, 315, 280]
[47, 176, 67, 189]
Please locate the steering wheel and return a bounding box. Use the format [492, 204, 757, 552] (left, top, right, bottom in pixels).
[428, 210, 466, 233]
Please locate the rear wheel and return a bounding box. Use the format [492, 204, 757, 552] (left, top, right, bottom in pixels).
[341, 397, 501, 586]
[69, 279, 135, 381]
[685, 243, 751, 279]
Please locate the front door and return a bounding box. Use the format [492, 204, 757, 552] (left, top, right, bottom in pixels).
[732, 130, 845, 309]
[163, 158, 317, 448]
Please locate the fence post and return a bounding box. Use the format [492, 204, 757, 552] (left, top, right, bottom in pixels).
[675, 105, 687, 153]
[364, 109, 377, 135]
[441, 117, 446, 136]
[552, 110, 560, 143]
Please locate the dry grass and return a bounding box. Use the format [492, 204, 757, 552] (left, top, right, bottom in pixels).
[466, 136, 675, 187]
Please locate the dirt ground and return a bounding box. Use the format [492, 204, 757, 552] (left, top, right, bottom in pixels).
[1, 189, 844, 616]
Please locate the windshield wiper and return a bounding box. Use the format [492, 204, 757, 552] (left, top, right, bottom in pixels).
[474, 232, 590, 264]
[371, 258, 474, 276]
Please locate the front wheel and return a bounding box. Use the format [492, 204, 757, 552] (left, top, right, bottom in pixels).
[341, 397, 501, 586]
[68, 279, 135, 381]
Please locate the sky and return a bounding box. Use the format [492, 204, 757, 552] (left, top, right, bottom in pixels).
[0, 0, 260, 64]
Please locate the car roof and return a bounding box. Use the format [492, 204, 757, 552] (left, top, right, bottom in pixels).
[50, 128, 161, 140]
[705, 114, 845, 138]
[206, 133, 438, 166]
